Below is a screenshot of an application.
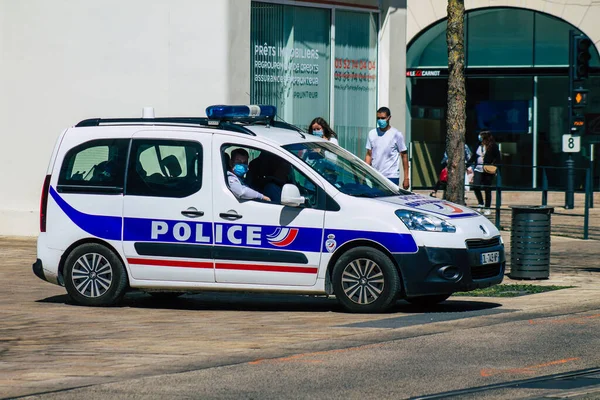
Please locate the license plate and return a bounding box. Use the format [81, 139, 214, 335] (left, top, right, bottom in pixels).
[481, 251, 499, 265]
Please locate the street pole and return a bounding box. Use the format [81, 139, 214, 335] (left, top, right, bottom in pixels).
[565, 154, 575, 209]
[590, 143, 595, 208]
[565, 30, 576, 210]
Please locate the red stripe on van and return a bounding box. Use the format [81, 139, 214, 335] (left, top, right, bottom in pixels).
[127, 258, 318, 274]
[216, 263, 318, 274]
[127, 258, 212, 269]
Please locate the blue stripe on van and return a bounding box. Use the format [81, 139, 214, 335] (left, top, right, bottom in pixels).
[323, 229, 418, 253]
[49, 186, 122, 240]
[49, 187, 418, 254]
[123, 218, 324, 252]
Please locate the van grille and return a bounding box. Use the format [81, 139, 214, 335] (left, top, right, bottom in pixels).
[471, 263, 502, 279]
[466, 237, 501, 249]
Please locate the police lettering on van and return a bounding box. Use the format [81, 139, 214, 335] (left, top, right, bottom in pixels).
[146, 220, 304, 248]
[33, 105, 504, 313]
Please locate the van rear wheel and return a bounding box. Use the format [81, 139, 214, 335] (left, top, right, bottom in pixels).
[64, 243, 128, 307]
[332, 247, 400, 313]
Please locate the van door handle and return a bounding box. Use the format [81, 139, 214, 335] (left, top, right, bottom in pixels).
[181, 207, 204, 218]
[219, 211, 242, 220]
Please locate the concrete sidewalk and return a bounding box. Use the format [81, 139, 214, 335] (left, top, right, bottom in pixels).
[499, 230, 600, 288]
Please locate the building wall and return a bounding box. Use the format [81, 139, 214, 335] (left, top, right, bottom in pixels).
[0, 0, 250, 236]
[0, 0, 406, 237]
[407, 0, 600, 46]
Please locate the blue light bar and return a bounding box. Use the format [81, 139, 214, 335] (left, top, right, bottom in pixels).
[206, 104, 277, 119]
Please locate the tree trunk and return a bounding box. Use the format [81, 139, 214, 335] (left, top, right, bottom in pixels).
[445, 0, 466, 205]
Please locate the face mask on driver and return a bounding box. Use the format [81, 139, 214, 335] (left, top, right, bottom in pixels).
[233, 163, 248, 177]
[313, 130, 324, 138]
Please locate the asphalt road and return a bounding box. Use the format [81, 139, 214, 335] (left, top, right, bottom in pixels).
[2, 237, 600, 400]
[18, 308, 600, 400]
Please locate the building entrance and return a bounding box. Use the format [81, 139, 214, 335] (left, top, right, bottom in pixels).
[407, 7, 600, 191]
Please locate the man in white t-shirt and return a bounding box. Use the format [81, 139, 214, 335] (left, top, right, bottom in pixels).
[365, 107, 410, 189]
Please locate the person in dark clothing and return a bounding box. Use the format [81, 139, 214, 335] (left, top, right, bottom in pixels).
[430, 143, 473, 198]
[263, 157, 292, 204]
[469, 131, 500, 214]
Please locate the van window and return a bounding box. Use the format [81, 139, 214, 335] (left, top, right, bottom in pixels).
[126, 139, 202, 198]
[58, 139, 129, 194]
[221, 144, 319, 208]
[284, 142, 407, 198]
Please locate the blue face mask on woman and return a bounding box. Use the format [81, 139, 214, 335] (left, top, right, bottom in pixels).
[313, 130, 324, 138]
[233, 163, 248, 177]
[478, 134, 483, 142]
[377, 118, 388, 129]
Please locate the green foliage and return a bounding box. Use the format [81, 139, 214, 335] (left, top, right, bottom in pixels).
[453, 284, 572, 297]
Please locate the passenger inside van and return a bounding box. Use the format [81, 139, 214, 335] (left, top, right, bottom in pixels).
[262, 157, 292, 204]
[91, 159, 118, 182]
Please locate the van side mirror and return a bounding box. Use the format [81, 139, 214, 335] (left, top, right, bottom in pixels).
[281, 184, 305, 207]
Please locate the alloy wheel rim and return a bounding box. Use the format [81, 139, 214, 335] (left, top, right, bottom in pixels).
[72, 253, 113, 298]
[341, 258, 385, 305]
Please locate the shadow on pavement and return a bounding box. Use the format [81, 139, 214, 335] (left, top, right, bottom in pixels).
[392, 300, 503, 314]
[36, 291, 502, 315]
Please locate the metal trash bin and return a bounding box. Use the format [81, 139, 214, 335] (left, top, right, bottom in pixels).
[509, 206, 554, 279]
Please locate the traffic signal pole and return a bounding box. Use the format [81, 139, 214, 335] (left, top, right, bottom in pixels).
[566, 30, 576, 209]
[565, 31, 592, 209]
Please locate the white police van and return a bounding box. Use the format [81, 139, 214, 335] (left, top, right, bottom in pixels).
[33, 105, 504, 313]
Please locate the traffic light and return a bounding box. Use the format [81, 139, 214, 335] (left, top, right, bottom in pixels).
[572, 35, 592, 81]
[573, 88, 589, 109]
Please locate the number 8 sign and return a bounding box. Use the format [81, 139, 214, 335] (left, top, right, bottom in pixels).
[562, 134, 581, 153]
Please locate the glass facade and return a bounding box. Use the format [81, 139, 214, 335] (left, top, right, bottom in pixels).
[251, 3, 331, 130]
[250, 2, 378, 158]
[407, 7, 600, 190]
[467, 9, 534, 67]
[334, 10, 378, 159]
[407, 8, 600, 69]
[406, 19, 447, 68]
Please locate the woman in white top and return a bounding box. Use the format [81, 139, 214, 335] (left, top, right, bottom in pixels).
[308, 117, 339, 145]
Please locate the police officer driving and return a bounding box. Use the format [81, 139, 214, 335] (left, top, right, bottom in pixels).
[227, 148, 271, 202]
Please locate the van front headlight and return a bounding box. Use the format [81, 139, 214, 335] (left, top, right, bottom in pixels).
[395, 210, 456, 233]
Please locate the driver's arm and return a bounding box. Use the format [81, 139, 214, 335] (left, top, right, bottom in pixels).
[365, 149, 373, 166]
[227, 173, 270, 201]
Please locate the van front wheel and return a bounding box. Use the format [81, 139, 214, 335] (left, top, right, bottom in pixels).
[332, 247, 400, 313]
[64, 243, 128, 307]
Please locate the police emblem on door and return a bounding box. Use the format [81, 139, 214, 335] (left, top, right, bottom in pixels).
[325, 234, 337, 253]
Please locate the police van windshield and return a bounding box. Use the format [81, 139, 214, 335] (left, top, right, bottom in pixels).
[283, 142, 410, 198]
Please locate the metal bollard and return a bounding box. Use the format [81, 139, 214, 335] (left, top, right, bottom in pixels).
[590, 144, 595, 209]
[584, 168, 591, 240]
[495, 170, 502, 229]
[565, 156, 575, 209]
[541, 168, 548, 206]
